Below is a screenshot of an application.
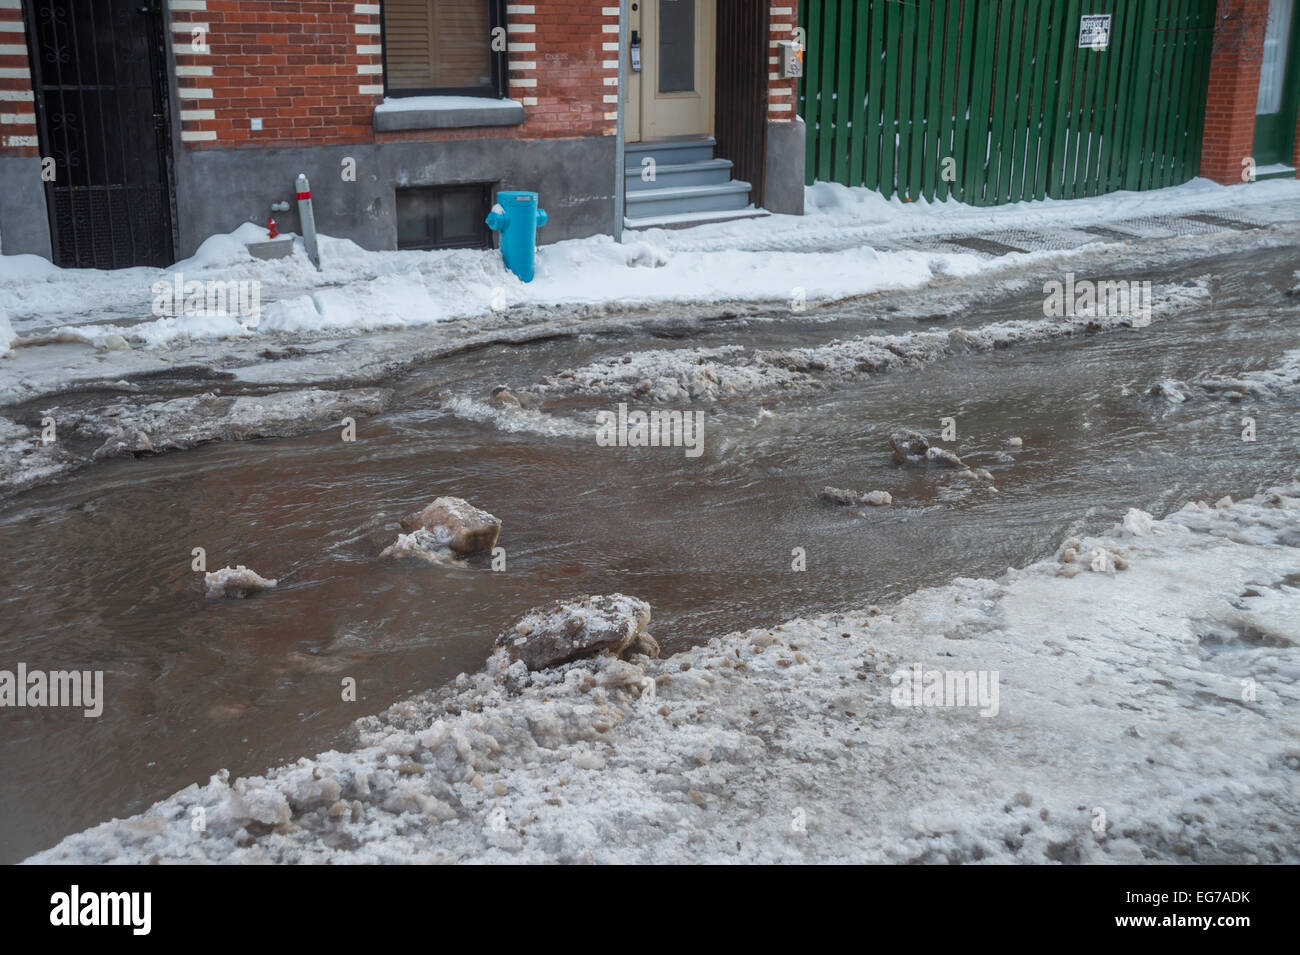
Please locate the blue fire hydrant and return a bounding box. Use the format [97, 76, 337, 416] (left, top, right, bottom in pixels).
[486, 190, 547, 283]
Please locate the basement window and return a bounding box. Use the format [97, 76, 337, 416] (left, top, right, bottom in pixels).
[382, 0, 507, 98]
[395, 183, 492, 250]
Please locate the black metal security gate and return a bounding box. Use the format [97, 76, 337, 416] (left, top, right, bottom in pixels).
[22, 0, 175, 268]
[715, 0, 769, 206]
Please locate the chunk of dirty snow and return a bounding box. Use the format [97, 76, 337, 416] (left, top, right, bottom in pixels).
[204, 565, 278, 599]
[379, 529, 462, 565]
[497, 593, 655, 670]
[1115, 508, 1157, 537]
[0, 310, 14, 357]
[399, 496, 500, 557]
[820, 486, 891, 506]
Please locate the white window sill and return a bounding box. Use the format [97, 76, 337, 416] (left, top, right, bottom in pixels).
[373, 95, 525, 132]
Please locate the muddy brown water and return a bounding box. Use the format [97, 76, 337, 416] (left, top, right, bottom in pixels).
[1, 245, 1298, 862]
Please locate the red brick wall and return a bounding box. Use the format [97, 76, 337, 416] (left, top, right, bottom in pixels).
[769, 2, 798, 123]
[1200, 0, 1271, 184]
[1, 1, 794, 157]
[0, 0, 37, 157]
[170, 0, 618, 150]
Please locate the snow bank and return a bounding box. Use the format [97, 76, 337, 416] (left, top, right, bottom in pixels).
[3, 175, 1295, 353]
[27, 484, 1300, 864]
[0, 309, 14, 357]
[527, 279, 1210, 404]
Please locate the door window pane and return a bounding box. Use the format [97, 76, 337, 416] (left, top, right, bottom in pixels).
[1258, 0, 1295, 115]
[659, 0, 696, 93]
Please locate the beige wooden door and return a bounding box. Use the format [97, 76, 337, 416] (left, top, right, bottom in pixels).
[632, 0, 716, 141]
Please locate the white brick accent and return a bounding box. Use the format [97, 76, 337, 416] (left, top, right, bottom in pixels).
[355, 23, 380, 34]
[0, 44, 25, 56]
[0, 89, 33, 101]
[168, 1, 208, 10]
[181, 129, 216, 142]
[0, 111, 33, 124]
[358, 84, 383, 95]
[180, 109, 215, 120]
[2, 135, 37, 147]
[176, 65, 214, 77]
[0, 68, 32, 79]
[354, 3, 380, 13]
[177, 87, 213, 99]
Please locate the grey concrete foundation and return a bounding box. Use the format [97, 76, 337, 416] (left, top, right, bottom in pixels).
[174, 135, 616, 258]
[0, 155, 52, 260]
[763, 117, 806, 216]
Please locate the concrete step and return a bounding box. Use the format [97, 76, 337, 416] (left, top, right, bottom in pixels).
[624, 207, 771, 231]
[625, 158, 734, 191]
[624, 180, 753, 217]
[625, 136, 717, 166]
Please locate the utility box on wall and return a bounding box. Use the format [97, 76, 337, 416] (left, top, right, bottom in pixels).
[777, 40, 803, 79]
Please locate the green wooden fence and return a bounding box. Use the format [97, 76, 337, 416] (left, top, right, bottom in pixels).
[798, 0, 1217, 204]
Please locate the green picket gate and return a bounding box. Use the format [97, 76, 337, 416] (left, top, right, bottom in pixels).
[798, 0, 1217, 204]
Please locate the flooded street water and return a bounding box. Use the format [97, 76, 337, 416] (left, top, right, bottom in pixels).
[1, 244, 1297, 862]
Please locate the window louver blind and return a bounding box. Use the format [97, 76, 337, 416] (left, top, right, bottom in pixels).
[385, 0, 493, 93]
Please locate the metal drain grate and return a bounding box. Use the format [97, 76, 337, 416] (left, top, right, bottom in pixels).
[1079, 224, 1138, 241]
[1180, 213, 1264, 231]
[943, 235, 1030, 256]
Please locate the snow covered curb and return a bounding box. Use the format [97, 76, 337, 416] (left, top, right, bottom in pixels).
[27, 485, 1300, 864]
[526, 279, 1211, 404]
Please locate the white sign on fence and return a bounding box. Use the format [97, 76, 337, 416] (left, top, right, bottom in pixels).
[1079, 14, 1113, 50]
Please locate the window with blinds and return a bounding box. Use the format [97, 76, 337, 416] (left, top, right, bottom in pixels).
[382, 0, 502, 96]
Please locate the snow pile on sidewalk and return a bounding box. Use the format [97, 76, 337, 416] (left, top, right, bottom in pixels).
[27, 485, 1300, 864]
[657, 176, 1300, 254]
